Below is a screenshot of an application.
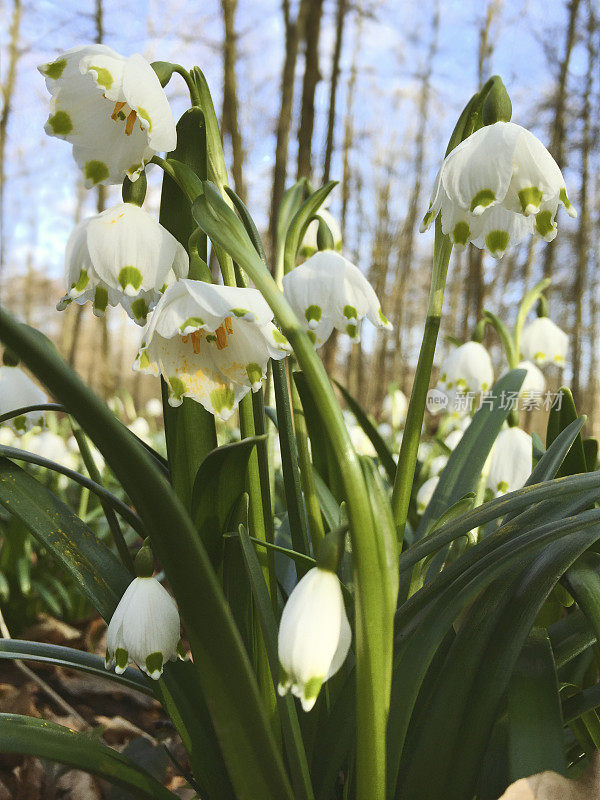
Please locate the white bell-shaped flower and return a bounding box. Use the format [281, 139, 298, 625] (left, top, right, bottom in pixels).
[0, 366, 46, 433]
[39, 45, 176, 186]
[429, 455, 448, 477]
[278, 566, 351, 712]
[486, 427, 532, 496]
[520, 317, 569, 367]
[26, 430, 78, 471]
[57, 203, 188, 325]
[105, 576, 185, 679]
[437, 342, 494, 407]
[382, 389, 408, 429]
[135, 280, 290, 420]
[444, 429, 464, 450]
[416, 476, 439, 514]
[421, 122, 576, 259]
[282, 251, 392, 347]
[516, 360, 546, 398]
[301, 209, 343, 257]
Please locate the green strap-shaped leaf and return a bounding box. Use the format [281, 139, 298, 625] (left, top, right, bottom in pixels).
[0, 307, 294, 800]
[0, 639, 150, 694]
[417, 369, 526, 535]
[237, 525, 314, 800]
[507, 629, 566, 780]
[387, 508, 600, 796]
[0, 458, 130, 620]
[159, 107, 218, 511]
[335, 381, 396, 482]
[191, 437, 263, 567]
[0, 713, 177, 799]
[546, 388, 587, 477]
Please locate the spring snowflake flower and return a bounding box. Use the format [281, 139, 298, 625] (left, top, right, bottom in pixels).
[105, 576, 186, 679]
[135, 280, 290, 420]
[278, 567, 351, 712]
[57, 203, 188, 325]
[520, 317, 569, 367]
[417, 476, 439, 514]
[0, 366, 46, 433]
[486, 427, 532, 496]
[444, 429, 464, 450]
[39, 45, 176, 186]
[382, 389, 408, 429]
[512, 360, 546, 398]
[300, 209, 342, 257]
[420, 122, 576, 259]
[282, 251, 392, 347]
[437, 342, 494, 408]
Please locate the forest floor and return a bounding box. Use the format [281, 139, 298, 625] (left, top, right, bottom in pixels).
[0, 614, 193, 799]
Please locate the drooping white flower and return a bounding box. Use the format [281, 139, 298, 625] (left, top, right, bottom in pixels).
[135, 280, 290, 420]
[429, 455, 448, 477]
[382, 389, 408, 429]
[520, 317, 569, 367]
[57, 203, 188, 325]
[486, 427, 532, 496]
[421, 122, 576, 259]
[39, 45, 176, 186]
[0, 366, 46, 433]
[301, 209, 343, 257]
[513, 360, 546, 398]
[145, 397, 163, 417]
[26, 430, 78, 471]
[278, 567, 351, 711]
[437, 341, 494, 409]
[282, 251, 392, 347]
[105, 576, 185, 679]
[416, 476, 439, 514]
[444, 429, 464, 450]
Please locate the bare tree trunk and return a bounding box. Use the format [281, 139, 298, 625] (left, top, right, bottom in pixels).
[571, 1, 593, 408]
[296, 0, 325, 180]
[542, 0, 582, 285]
[268, 0, 309, 259]
[0, 0, 23, 277]
[462, 0, 503, 334]
[340, 5, 362, 239]
[220, 0, 246, 200]
[322, 0, 348, 183]
[388, 1, 440, 390]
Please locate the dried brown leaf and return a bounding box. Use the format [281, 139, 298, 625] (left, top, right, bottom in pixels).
[499, 751, 600, 799]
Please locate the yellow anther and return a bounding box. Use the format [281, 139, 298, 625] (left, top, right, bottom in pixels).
[215, 324, 228, 350]
[224, 316, 233, 334]
[125, 110, 138, 136]
[111, 101, 126, 120]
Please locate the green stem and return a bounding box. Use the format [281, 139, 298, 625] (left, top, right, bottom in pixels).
[71, 425, 135, 573]
[483, 310, 519, 369]
[272, 359, 312, 566]
[291, 374, 326, 552]
[194, 190, 392, 800]
[391, 222, 452, 541]
[173, 65, 201, 106]
[513, 277, 551, 360]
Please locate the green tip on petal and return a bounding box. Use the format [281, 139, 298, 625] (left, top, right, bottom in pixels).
[452, 221, 470, 247]
[559, 187, 577, 218]
[85, 160, 109, 186]
[485, 229, 509, 258]
[88, 65, 113, 89]
[119, 266, 143, 293]
[210, 386, 236, 416]
[145, 651, 164, 680]
[470, 189, 495, 215]
[301, 676, 324, 712]
[48, 111, 73, 135]
[535, 210, 557, 242]
[518, 186, 543, 215]
[42, 58, 67, 79]
[93, 286, 109, 315]
[115, 647, 129, 674]
[169, 376, 187, 403]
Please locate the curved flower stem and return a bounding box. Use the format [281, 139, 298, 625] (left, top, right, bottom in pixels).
[513, 277, 551, 360]
[172, 65, 201, 106]
[391, 223, 452, 542]
[194, 186, 393, 800]
[71, 424, 135, 572]
[483, 310, 519, 369]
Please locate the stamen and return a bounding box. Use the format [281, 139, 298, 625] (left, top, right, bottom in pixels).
[224, 316, 233, 334]
[215, 324, 228, 350]
[125, 110, 138, 136]
[181, 335, 189, 344]
[111, 101, 126, 120]
[191, 330, 203, 354]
